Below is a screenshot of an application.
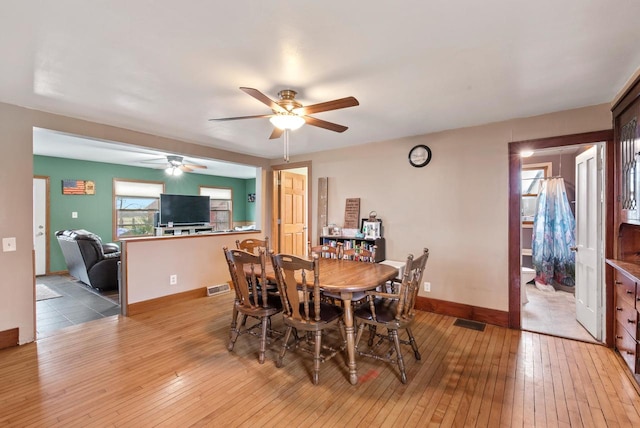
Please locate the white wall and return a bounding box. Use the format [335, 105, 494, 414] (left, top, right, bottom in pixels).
[280, 104, 612, 312]
[123, 232, 261, 303]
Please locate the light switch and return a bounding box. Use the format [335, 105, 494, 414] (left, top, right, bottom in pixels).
[72, 212, 78, 218]
[2, 237, 16, 252]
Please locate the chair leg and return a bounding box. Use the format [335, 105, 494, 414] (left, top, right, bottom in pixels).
[230, 303, 238, 330]
[277, 326, 293, 368]
[355, 322, 366, 350]
[367, 325, 377, 347]
[228, 311, 240, 351]
[313, 330, 322, 385]
[258, 316, 269, 364]
[390, 329, 407, 384]
[406, 327, 421, 360]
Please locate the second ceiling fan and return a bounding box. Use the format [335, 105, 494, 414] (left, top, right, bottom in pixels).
[210, 87, 359, 140]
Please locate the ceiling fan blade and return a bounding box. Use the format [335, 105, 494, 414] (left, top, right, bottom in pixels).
[209, 114, 272, 121]
[304, 116, 348, 133]
[240, 87, 287, 113]
[269, 127, 284, 139]
[183, 163, 207, 169]
[292, 96, 359, 116]
[179, 165, 194, 172]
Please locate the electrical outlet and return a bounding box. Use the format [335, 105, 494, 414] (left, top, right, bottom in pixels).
[423, 282, 431, 292]
[72, 212, 78, 218]
[170, 274, 178, 285]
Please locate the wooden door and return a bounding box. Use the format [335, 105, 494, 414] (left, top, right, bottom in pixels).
[575, 146, 601, 340]
[279, 171, 306, 256]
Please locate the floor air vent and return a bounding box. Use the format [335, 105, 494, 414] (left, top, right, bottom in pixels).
[207, 283, 230, 296]
[453, 318, 486, 332]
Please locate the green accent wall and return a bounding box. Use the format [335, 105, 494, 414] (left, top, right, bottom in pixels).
[246, 178, 257, 220]
[34, 155, 256, 273]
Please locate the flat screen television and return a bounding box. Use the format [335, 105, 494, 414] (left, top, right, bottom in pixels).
[159, 194, 210, 226]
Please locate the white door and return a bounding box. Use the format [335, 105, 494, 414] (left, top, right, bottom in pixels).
[574, 146, 601, 339]
[33, 177, 47, 276]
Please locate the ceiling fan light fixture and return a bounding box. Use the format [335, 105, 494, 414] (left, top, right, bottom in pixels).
[165, 166, 183, 176]
[269, 114, 305, 130]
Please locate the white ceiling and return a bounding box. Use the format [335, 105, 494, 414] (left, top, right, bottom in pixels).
[4, 1, 640, 169]
[32, 128, 258, 179]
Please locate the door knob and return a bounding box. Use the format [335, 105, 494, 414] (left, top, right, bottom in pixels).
[569, 246, 578, 252]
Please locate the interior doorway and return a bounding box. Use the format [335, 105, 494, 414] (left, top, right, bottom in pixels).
[507, 130, 614, 344]
[271, 162, 310, 257]
[519, 144, 603, 343]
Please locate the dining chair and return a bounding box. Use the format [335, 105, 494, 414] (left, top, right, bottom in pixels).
[343, 245, 377, 263]
[308, 241, 343, 259]
[223, 246, 282, 364]
[354, 248, 429, 383]
[236, 237, 269, 254]
[324, 245, 378, 305]
[237, 237, 277, 292]
[270, 251, 345, 385]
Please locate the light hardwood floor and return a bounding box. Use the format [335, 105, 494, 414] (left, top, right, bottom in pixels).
[1, 292, 639, 427]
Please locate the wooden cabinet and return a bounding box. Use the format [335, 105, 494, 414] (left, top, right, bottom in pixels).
[610, 72, 640, 385]
[614, 74, 640, 224]
[612, 267, 639, 374]
[319, 236, 386, 263]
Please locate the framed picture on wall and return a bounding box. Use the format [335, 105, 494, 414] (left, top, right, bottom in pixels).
[361, 218, 382, 239]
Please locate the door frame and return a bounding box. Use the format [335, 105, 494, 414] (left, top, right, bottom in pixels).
[271, 161, 311, 253]
[508, 130, 614, 346]
[33, 175, 50, 276]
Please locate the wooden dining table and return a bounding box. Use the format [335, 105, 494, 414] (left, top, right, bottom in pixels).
[255, 257, 399, 385]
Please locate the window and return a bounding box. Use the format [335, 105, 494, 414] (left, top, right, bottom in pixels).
[200, 187, 232, 231]
[521, 162, 551, 224]
[114, 179, 164, 238]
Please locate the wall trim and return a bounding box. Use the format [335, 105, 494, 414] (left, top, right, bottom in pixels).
[416, 296, 509, 328]
[0, 328, 19, 350]
[126, 288, 207, 316]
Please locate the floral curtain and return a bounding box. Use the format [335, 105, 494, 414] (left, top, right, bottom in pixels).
[531, 178, 575, 287]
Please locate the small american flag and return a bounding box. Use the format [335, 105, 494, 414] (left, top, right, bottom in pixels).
[62, 179, 86, 195]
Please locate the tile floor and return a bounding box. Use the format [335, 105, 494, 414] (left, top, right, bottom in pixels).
[36, 275, 120, 339]
[521, 281, 599, 343]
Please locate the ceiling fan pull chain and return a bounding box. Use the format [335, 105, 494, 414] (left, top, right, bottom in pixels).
[284, 129, 290, 162]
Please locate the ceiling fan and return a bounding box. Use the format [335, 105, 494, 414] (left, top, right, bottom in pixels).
[142, 155, 207, 176]
[210, 87, 359, 161]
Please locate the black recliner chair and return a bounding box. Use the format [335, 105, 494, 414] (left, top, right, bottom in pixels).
[55, 229, 121, 291]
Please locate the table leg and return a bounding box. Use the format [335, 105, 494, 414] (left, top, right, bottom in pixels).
[341, 292, 358, 385]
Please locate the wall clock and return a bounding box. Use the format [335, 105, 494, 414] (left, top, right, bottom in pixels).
[408, 144, 432, 168]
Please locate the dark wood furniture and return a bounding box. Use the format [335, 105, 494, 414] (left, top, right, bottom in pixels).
[354, 248, 429, 383]
[608, 74, 640, 385]
[270, 253, 345, 384]
[252, 256, 399, 384]
[236, 237, 270, 254]
[320, 236, 386, 262]
[223, 247, 282, 364]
